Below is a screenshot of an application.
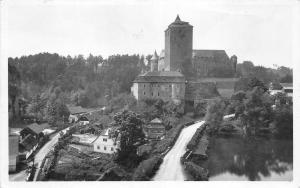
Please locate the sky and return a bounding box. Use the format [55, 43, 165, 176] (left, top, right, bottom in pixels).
[2, 0, 299, 68]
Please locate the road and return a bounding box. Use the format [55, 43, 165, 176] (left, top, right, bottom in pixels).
[153, 121, 205, 181]
[33, 127, 70, 181]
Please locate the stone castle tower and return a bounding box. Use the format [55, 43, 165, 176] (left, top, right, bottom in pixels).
[150, 51, 159, 72]
[164, 15, 194, 79]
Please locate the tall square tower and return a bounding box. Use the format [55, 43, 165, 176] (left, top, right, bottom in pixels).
[164, 15, 193, 78]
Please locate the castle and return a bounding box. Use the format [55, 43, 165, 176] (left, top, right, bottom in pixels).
[131, 15, 238, 107]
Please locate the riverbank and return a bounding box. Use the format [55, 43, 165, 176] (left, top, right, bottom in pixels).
[132, 116, 197, 180]
[152, 121, 206, 180]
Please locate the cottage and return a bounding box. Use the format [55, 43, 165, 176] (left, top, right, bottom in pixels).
[78, 116, 89, 126]
[9, 133, 19, 172]
[280, 83, 293, 98]
[144, 118, 166, 140]
[18, 123, 50, 160]
[93, 128, 120, 154]
[20, 123, 50, 141]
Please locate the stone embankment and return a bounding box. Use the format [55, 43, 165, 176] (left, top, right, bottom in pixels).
[181, 122, 210, 181]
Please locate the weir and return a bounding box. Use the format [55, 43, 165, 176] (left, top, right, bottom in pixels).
[153, 121, 205, 181]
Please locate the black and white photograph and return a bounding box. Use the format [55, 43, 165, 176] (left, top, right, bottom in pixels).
[1, 0, 299, 187]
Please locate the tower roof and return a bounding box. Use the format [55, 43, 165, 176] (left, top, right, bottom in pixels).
[167, 15, 192, 29]
[151, 50, 158, 61]
[175, 14, 181, 22]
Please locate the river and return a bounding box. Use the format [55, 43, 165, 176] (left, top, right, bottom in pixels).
[200, 135, 293, 181]
[153, 121, 206, 181]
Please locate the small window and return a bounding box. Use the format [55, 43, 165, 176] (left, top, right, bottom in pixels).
[151, 92, 153, 96]
[158, 92, 160, 96]
[143, 92, 145, 95]
[97, 146, 100, 149]
[103, 138, 107, 142]
[169, 85, 171, 87]
[104, 146, 107, 150]
[111, 147, 114, 151]
[144, 84, 145, 88]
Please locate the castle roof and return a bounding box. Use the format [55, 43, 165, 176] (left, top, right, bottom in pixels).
[192, 50, 229, 60]
[151, 50, 158, 61]
[159, 49, 230, 63]
[134, 71, 185, 83]
[167, 15, 192, 29]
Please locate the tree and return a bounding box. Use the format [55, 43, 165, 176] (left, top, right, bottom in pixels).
[113, 110, 145, 162]
[205, 99, 226, 132]
[46, 95, 70, 125]
[240, 87, 273, 134]
[247, 77, 267, 91]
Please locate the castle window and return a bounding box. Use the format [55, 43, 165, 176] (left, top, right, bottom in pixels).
[97, 146, 100, 149]
[111, 147, 114, 151]
[103, 138, 107, 142]
[158, 92, 160, 96]
[104, 146, 107, 150]
[151, 92, 153, 96]
[143, 92, 145, 95]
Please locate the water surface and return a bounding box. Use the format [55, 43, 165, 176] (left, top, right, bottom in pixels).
[200, 136, 293, 181]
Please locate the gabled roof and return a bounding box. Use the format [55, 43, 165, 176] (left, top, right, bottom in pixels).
[280, 83, 293, 88]
[26, 123, 51, 135]
[159, 49, 230, 63]
[192, 50, 230, 62]
[150, 118, 163, 124]
[19, 134, 38, 151]
[134, 71, 185, 83]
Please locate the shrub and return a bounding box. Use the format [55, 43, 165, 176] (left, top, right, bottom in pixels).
[132, 155, 163, 180]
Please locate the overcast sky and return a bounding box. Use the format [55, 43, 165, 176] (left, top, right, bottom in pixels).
[2, 0, 299, 68]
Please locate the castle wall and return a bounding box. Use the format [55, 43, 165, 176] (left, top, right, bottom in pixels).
[132, 82, 185, 103]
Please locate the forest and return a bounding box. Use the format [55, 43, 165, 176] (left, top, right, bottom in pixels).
[8, 52, 292, 127]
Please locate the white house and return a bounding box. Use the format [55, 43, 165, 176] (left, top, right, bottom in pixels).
[93, 128, 120, 154]
[281, 83, 293, 98]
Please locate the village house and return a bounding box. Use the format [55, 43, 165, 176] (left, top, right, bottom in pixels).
[19, 123, 50, 160]
[281, 83, 293, 98]
[93, 128, 120, 154]
[78, 116, 90, 126]
[144, 118, 166, 140]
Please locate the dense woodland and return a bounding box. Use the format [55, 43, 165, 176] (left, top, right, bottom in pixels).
[8, 52, 292, 127]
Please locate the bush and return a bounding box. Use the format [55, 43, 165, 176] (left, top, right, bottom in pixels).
[186, 124, 207, 150]
[205, 99, 226, 132]
[184, 162, 208, 181]
[132, 155, 163, 180]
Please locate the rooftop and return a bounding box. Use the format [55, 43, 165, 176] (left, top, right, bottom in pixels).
[25, 123, 51, 134]
[150, 118, 163, 124]
[167, 15, 192, 29]
[134, 71, 186, 83]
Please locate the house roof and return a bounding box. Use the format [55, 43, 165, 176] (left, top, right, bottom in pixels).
[19, 134, 38, 151]
[68, 105, 92, 115]
[150, 118, 163, 124]
[26, 123, 51, 135]
[280, 83, 293, 88]
[134, 71, 185, 83]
